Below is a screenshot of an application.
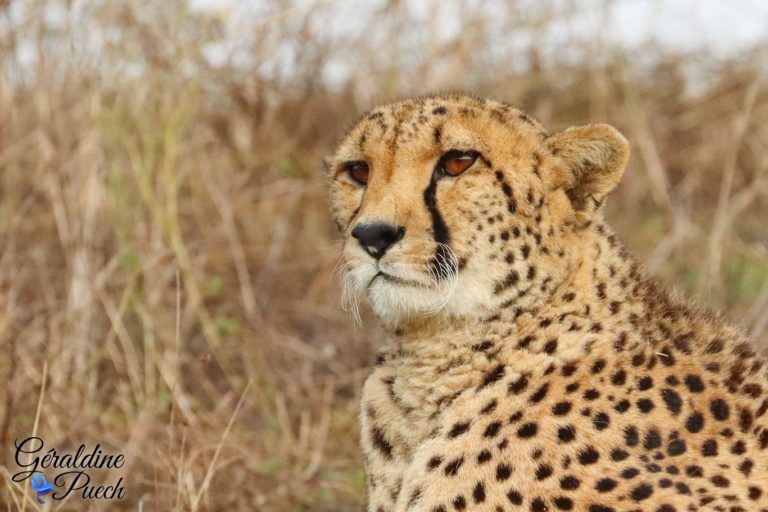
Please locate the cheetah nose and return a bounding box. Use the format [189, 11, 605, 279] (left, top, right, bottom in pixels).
[351, 222, 405, 259]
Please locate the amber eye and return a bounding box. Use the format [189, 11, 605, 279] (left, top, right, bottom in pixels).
[346, 161, 370, 185]
[439, 150, 478, 177]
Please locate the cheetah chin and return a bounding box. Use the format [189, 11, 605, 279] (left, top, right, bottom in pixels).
[327, 93, 768, 512]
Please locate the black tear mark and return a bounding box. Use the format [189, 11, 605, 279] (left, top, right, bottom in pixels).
[424, 174, 453, 278]
[345, 204, 361, 230]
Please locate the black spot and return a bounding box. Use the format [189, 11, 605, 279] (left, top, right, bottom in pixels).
[432, 106, 447, 115]
[667, 439, 686, 456]
[553, 496, 573, 510]
[427, 455, 442, 470]
[496, 463, 512, 481]
[593, 412, 610, 430]
[643, 429, 661, 450]
[684, 374, 705, 393]
[701, 439, 718, 456]
[638, 376, 653, 390]
[444, 456, 464, 476]
[480, 398, 497, 415]
[472, 481, 485, 503]
[452, 495, 466, 511]
[483, 421, 502, 438]
[739, 459, 753, 476]
[371, 428, 393, 458]
[739, 407, 753, 432]
[553, 402, 572, 415]
[448, 421, 471, 438]
[685, 412, 704, 433]
[624, 426, 639, 446]
[637, 398, 655, 413]
[621, 467, 639, 479]
[731, 440, 747, 455]
[596, 478, 617, 492]
[531, 497, 547, 512]
[611, 448, 629, 462]
[630, 483, 653, 501]
[558, 425, 575, 443]
[710, 399, 730, 420]
[584, 389, 600, 400]
[518, 422, 538, 438]
[494, 270, 520, 294]
[560, 476, 580, 490]
[506, 489, 522, 505]
[661, 389, 682, 416]
[614, 400, 630, 413]
[685, 465, 703, 477]
[508, 376, 529, 394]
[658, 347, 675, 366]
[591, 359, 606, 374]
[535, 464, 553, 480]
[517, 335, 535, 349]
[529, 383, 549, 403]
[433, 127, 442, 144]
[472, 340, 493, 352]
[476, 449, 492, 464]
[478, 364, 505, 390]
[646, 463, 661, 473]
[577, 446, 599, 465]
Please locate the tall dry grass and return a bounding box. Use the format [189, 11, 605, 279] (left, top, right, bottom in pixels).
[0, 1, 767, 510]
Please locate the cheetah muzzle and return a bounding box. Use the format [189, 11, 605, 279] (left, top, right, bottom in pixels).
[326, 93, 768, 512]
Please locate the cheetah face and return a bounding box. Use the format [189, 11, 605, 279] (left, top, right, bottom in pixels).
[327, 94, 629, 325]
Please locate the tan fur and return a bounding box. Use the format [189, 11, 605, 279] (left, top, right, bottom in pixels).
[327, 93, 768, 512]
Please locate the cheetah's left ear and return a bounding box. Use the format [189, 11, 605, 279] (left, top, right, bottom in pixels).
[546, 124, 629, 212]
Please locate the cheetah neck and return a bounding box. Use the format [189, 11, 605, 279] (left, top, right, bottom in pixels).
[380, 224, 694, 409]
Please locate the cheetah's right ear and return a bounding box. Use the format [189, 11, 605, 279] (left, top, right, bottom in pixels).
[546, 124, 629, 213]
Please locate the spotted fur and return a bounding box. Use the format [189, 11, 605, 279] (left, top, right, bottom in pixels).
[326, 93, 768, 512]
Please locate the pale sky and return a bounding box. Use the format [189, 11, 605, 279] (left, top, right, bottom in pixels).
[190, 0, 768, 56]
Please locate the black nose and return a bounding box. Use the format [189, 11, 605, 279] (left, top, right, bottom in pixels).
[351, 222, 405, 259]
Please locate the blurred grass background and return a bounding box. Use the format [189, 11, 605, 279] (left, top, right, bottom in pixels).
[0, 0, 767, 510]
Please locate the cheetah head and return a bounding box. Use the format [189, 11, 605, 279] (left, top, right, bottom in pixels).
[327, 94, 629, 326]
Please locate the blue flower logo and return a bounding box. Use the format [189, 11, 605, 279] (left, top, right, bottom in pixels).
[30, 473, 54, 504]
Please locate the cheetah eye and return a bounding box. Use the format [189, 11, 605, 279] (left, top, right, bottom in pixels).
[438, 150, 478, 177]
[346, 161, 370, 185]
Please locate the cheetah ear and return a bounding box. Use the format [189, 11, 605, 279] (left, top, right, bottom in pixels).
[547, 124, 629, 212]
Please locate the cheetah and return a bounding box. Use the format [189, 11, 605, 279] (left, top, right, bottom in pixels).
[326, 93, 768, 512]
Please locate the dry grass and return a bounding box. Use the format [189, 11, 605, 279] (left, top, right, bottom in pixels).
[0, 1, 767, 510]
